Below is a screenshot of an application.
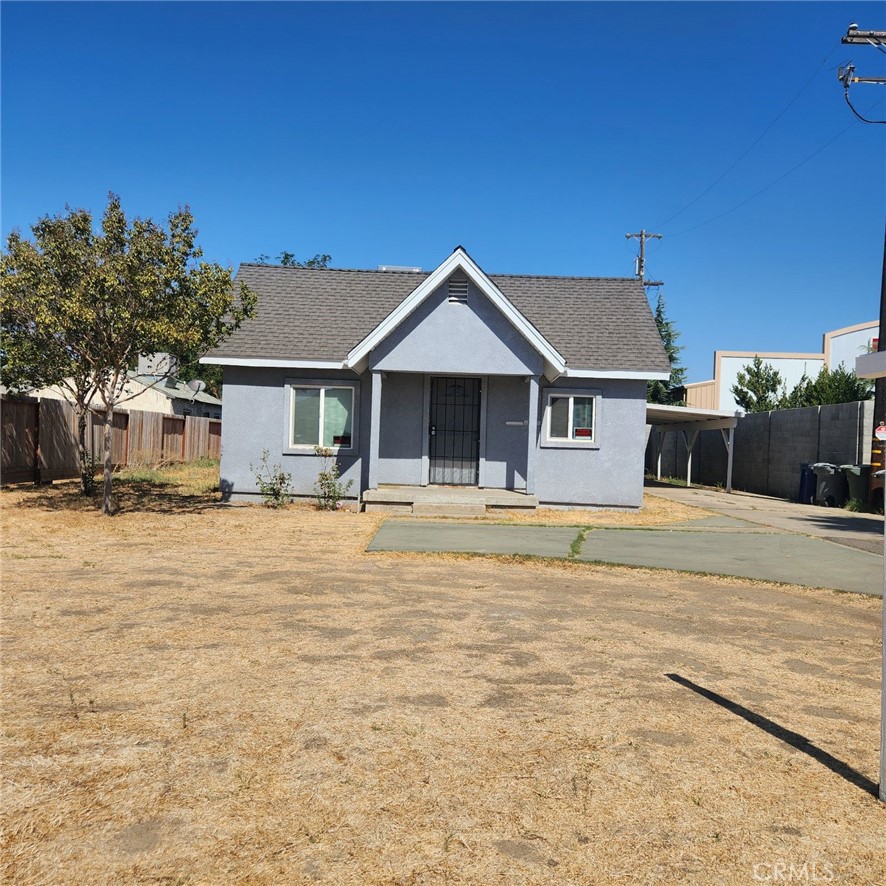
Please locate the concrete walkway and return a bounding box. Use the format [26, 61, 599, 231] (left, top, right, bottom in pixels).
[367, 493, 885, 596]
[649, 484, 884, 552]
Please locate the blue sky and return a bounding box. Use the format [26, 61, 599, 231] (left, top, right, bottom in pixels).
[3, 1, 885, 382]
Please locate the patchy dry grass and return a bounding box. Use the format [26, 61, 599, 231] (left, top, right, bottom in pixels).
[1, 475, 884, 884]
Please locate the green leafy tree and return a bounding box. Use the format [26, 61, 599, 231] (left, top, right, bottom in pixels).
[255, 251, 332, 268]
[0, 194, 257, 514]
[731, 356, 784, 413]
[176, 355, 223, 398]
[805, 362, 872, 405]
[647, 292, 686, 405]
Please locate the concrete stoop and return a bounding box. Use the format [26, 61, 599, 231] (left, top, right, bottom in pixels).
[362, 485, 538, 517]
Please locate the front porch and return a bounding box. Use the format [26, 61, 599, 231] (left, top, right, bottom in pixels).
[362, 484, 539, 516]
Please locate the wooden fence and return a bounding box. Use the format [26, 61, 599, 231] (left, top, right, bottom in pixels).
[1, 396, 221, 485]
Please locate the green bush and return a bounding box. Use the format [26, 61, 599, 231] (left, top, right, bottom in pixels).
[313, 446, 353, 510]
[250, 448, 292, 508]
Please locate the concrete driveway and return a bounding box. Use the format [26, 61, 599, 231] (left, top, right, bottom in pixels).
[367, 487, 885, 597]
[648, 484, 884, 553]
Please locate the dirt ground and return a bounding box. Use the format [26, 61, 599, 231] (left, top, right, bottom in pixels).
[2, 477, 885, 884]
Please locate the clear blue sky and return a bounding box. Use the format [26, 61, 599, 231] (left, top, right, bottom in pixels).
[3, 1, 885, 382]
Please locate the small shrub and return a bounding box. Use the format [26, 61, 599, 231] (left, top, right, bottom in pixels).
[313, 446, 353, 510]
[250, 448, 292, 507]
[844, 497, 873, 513]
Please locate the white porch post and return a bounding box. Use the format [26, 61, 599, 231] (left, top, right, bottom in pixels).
[526, 376, 539, 494]
[368, 370, 383, 492]
[682, 429, 699, 488]
[656, 430, 665, 480]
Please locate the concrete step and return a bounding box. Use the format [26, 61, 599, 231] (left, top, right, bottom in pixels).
[411, 502, 487, 517]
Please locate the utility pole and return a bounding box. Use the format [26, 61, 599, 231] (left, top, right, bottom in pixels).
[625, 230, 663, 287]
[839, 24, 886, 431]
[839, 21, 886, 804]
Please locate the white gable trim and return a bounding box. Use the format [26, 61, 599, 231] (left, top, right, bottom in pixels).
[346, 248, 566, 375]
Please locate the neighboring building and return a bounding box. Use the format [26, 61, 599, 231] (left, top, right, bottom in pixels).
[25, 353, 223, 419]
[203, 247, 671, 508]
[685, 321, 878, 411]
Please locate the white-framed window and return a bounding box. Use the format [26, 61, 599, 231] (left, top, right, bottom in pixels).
[290, 385, 355, 450]
[542, 388, 600, 447]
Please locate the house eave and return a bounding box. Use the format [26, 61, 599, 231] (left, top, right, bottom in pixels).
[562, 368, 671, 381]
[200, 357, 350, 370]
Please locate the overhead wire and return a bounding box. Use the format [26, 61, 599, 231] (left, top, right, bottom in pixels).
[844, 89, 886, 124]
[652, 41, 842, 231]
[667, 98, 885, 237]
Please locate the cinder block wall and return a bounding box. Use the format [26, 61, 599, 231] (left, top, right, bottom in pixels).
[646, 400, 873, 500]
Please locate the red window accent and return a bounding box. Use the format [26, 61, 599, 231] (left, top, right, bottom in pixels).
[574, 427, 592, 437]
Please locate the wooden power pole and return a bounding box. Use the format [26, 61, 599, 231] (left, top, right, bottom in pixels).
[625, 230, 663, 287]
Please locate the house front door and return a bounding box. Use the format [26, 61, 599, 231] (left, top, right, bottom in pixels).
[429, 376, 481, 485]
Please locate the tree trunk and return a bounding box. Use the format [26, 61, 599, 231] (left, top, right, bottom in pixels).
[76, 405, 91, 495]
[101, 405, 114, 515]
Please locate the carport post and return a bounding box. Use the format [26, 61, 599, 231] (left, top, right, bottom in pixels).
[722, 426, 735, 494]
[656, 431, 665, 480]
[682, 429, 699, 487]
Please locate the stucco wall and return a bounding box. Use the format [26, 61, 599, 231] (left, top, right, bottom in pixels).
[535, 378, 648, 507]
[484, 375, 530, 490]
[219, 366, 369, 501]
[377, 373, 424, 485]
[370, 280, 544, 376]
[827, 325, 876, 371]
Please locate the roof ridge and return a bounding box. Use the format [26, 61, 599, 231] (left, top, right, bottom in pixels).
[238, 263, 428, 275]
[239, 263, 639, 283]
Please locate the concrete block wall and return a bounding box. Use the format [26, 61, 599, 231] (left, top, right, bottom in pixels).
[646, 400, 873, 501]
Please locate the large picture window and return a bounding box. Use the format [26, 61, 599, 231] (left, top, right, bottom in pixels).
[543, 389, 600, 447]
[290, 385, 354, 449]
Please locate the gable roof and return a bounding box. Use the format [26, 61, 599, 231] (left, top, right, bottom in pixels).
[346, 247, 565, 377]
[204, 250, 670, 377]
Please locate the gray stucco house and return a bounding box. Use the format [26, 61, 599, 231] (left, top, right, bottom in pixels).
[203, 247, 670, 509]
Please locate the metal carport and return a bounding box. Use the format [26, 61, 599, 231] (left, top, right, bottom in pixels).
[646, 404, 743, 493]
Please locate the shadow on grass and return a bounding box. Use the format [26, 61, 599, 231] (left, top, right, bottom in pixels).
[665, 673, 878, 798]
[9, 479, 221, 516]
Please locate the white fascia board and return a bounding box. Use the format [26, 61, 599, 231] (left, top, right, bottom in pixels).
[651, 418, 738, 433]
[346, 248, 566, 372]
[200, 357, 348, 370]
[564, 368, 671, 381]
[855, 351, 886, 379]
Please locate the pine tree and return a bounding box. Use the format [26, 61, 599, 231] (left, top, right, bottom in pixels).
[647, 292, 686, 405]
[731, 356, 784, 413]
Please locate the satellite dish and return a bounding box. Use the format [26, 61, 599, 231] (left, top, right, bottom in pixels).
[187, 379, 207, 394]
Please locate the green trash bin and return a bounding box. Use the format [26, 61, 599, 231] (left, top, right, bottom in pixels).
[839, 464, 872, 505]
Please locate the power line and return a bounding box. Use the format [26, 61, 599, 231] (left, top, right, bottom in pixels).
[844, 89, 886, 124]
[667, 100, 883, 238]
[653, 41, 841, 231]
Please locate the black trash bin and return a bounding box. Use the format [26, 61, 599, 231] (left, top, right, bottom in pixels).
[811, 463, 848, 508]
[839, 464, 872, 505]
[798, 463, 816, 504]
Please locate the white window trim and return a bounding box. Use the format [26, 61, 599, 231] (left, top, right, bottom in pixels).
[288, 383, 357, 453]
[541, 388, 601, 449]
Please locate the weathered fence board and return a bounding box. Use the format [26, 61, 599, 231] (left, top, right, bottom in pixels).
[1, 396, 223, 485]
[1, 399, 39, 484]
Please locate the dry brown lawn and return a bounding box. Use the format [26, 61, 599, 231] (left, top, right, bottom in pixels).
[2, 473, 884, 884]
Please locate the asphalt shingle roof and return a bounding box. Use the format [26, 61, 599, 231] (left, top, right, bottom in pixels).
[206, 263, 670, 373]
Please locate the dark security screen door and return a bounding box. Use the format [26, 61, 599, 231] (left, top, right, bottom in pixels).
[429, 377, 481, 485]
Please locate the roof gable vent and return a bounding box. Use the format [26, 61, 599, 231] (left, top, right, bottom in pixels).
[448, 276, 468, 304]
